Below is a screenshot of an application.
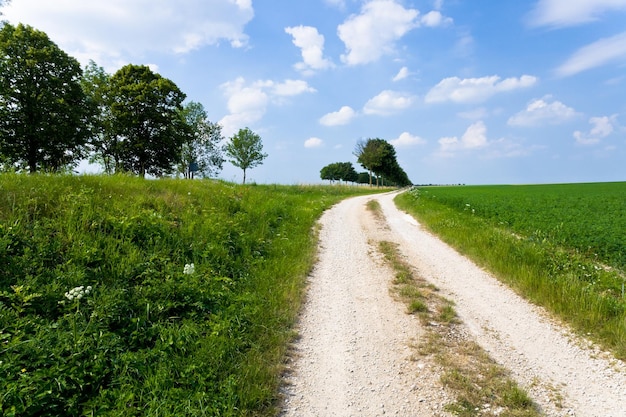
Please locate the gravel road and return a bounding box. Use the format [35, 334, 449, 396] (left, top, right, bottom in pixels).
[280, 192, 626, 417]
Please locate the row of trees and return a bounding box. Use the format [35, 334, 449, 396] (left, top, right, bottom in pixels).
[0, 22, 267, 181]
[320, 138, 412, 187]
[353, 138, 411, 186]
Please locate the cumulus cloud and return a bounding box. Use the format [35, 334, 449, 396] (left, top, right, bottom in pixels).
[527, 0, 626, 28]
[2, 0, 254, 68]
[285, 25, 334, 74]
[304, 137, 324, 148]
[425, 75, 537, 104]
[219, 77, 316, 137]
[363, 90, 415, 115]
[508, 97, 579, 126]
[438, 121, 488, 153]
[392, 66, 410, 82]
[573, 115, 618, 145]
[555, 31, 626, 77]
[420, 10, 453, 27]
[320, 106, 358, 126]
[390, 132, 427, 147]
[337, 0, 420, 65]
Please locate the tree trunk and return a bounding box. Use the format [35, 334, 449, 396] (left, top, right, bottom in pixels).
[242, 168, 247, 184]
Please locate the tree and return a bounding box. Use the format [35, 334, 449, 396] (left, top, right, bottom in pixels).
[321, 162, 358, 184]
[224, 127, 267, 184]
[354, 138, 411, 187]
[178, 101, 225, 179]
[0, 24, 92, 172]
[81, 60, 117, 173]
[108, 64, 187, 177]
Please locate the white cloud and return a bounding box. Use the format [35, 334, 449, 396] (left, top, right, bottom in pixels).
[338, 0, 420, 65]
[425, 75, 537, 103]
[285, 25, 334, 74]
[508, 97, 579, 126]
[555, 31, 626, 77]
[573, 115, 618, 145]
[420, 10, 453, 27]
[219, 77, 315, 137]
[392, 66, 410, 82]
[363, 90, 415, 115]
[390, 132, 427, 147]
[438, 121, 488, 153]
[527, 0, 626, 28]
[270, 79, 317, 96]
[304, 137, 324, 148]
[2, 0, 254, 69]
[320, 106, 358, 126]
[324, 0, 346, 9]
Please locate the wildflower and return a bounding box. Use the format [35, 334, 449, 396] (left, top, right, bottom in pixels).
[64, 285, 92, 301]
[183, 263, 195, 275]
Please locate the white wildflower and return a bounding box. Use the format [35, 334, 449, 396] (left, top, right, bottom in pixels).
[183, 263, 195, 275]
[64, 285, 93, 301]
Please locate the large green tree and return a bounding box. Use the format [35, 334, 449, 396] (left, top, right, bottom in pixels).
[108, 64, 187, 177]
[0, 24, 92, 172]
[224, 127, 267, 184]
[178, 101, 225, 179]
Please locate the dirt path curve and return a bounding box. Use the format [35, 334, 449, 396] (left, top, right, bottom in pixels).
[280, 192, 626, 417]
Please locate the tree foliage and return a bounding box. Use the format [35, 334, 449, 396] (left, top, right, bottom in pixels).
[0, 23, 92, 173]
[108, 64, 187, 177]
[354, 138, 411, 187]
[224, 127, 267, 184]
[178, 101, 225, 179]
[81, 60, 116, 173]
[320, 162, 358, 184]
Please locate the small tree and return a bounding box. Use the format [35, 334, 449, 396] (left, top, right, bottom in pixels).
[178, 101, 225, 179]
[224, 127, 267, 184]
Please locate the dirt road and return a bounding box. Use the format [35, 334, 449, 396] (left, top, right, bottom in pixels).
[280, 192, 626, 416]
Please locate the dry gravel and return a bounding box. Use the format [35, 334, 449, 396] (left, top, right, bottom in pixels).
[280, 192, 626, 417]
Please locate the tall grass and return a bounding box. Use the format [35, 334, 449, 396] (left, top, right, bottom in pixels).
[396, 187, 626, 360]
[0, 174, 380, 416]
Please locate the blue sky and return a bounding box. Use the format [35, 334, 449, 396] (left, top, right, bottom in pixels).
[2, 0, 626, 184]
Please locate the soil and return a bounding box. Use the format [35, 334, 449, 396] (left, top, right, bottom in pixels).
[279, 192, 626, 417]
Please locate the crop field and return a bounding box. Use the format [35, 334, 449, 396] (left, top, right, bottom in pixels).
[395, 182, 626, 359]
[412, 182, 625, 270]
[0, 174, 380, 416]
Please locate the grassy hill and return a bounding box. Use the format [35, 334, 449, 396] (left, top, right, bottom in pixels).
[0, 174, 380, 416]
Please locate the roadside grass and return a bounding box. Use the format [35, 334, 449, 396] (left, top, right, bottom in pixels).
[0, 173, 381, 416]
[395, 187, 626, 361]
[376, 240, 539, 416]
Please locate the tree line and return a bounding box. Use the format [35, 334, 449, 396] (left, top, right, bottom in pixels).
[0, 22, 266, 181]
[320, 138, 412, 187]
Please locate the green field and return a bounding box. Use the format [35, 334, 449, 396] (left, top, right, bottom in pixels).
[0, 174, 380, 416]
[396, 182, 626, 360]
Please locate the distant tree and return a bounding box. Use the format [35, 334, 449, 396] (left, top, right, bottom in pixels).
[225, 127, 267, 184]
[320, 163, 339, 183]
[108, 64, 187, 177]
[320, 162, 358, 184]
[357, 172, 370, 184]
[354, 138, 389, 186]
[0, 24, 92, 172]
[81, 60, 117, 173]
[354, 138, 411, 187]
[178, 101, 225, 179]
